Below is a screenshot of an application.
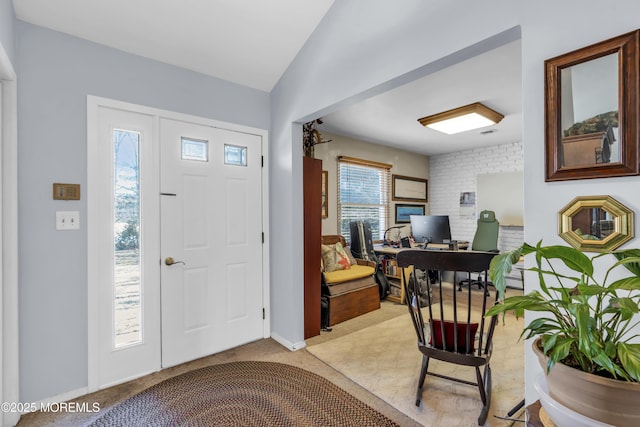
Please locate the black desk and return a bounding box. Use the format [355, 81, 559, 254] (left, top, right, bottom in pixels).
[373, 242, 470, 303]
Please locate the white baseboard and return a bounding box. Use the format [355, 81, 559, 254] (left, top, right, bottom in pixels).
[270, 332, 306, 351]
[45, 386, 90, 404]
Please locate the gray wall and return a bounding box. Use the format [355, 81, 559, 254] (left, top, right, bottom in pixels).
[270, 0, 640, 403]
[16, 21, 269, 402]
[14, 0, 640, 405]
[0, 0, 14, 67]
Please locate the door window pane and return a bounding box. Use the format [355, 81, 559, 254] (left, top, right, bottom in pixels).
[181, 137, 209, 161]
[224, 144, 247, 166]
[113, 129, 142, 348]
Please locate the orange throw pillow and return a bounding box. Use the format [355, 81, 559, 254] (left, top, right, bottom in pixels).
[321, 242, 352, 272]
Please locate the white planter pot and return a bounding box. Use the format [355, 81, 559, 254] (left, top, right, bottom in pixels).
[534, 373, 614, 427]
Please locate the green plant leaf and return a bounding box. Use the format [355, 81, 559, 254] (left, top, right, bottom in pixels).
[592, 348, 627, 379]
[610, 277, 640, 291]
[538, 245, 594, 276]
[576, 282, 607, 296]
[542, 334, 557, 353]
[574, 303, 596, 355]
[527, 267, 581, 283]
[544, 295, 573, 308]
[604, 341, 617, 358]
[490, 241, 640, 384]
[489, 246, 523, 299]
[485, 293, 545, 317]
[610, 256, 640, 279]
[613, 250, 640, 276]
[548, 336, 574, 370]
[524, 318, 563, 337]
[531, 241, 550, 295]
[607, 297, 639, 321]
[618, 343, 640, 382]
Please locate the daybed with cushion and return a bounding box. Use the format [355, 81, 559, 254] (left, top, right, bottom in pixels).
[321, 235, 380, 326]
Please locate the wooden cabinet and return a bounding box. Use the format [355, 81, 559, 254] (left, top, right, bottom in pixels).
[303, 156, 322, 338]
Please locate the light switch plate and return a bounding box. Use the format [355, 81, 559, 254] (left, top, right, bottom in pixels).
[56, 211, 80, 230]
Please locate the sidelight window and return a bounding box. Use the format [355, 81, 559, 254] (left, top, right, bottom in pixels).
[113, 129, 142, 348]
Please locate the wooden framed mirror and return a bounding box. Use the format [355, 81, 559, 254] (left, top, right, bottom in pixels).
[545, 30, 640, 181]
[558, 195, 634, 252]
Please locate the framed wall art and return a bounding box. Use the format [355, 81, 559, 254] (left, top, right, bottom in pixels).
[392, 174, 428, 202]
[395, 203, 425, 223]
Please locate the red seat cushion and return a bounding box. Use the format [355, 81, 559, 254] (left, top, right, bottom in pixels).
[429, 319, 478, 353]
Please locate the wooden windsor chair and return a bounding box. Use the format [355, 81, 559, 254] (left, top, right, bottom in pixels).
[396, 249, 499, 426]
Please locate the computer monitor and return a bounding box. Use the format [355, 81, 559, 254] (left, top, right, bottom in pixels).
[409, 215, 452, 244]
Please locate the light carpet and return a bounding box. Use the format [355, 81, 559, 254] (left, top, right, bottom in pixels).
[307, 305, 525, 426]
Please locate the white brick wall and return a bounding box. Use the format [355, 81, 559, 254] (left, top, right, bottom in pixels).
[429, 141, 524, 251]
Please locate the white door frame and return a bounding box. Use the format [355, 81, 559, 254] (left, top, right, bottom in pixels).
[87, 96, 270, 392]
[0, 46, 19, 426]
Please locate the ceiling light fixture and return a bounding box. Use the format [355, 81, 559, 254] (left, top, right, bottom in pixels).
[418, 102, 504, 135]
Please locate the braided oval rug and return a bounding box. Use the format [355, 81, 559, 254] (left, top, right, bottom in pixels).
[88, 361, 399, 427]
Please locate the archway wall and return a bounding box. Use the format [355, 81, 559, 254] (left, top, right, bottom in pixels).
[269, 0, 640, 402]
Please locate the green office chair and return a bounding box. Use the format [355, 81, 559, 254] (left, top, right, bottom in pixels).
[458, 210, 499, 292]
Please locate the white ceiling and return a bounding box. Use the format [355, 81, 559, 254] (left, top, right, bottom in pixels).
[12, 0, 335, 92]
[317, 40, 523, 156]
[13, 0, 522, 156]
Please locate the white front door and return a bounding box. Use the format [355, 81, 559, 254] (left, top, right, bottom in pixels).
[159, 118, 264, 368]
[89, 98, 267, 390]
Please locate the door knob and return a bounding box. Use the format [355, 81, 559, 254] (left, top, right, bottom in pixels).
[165, 257, 185, 266]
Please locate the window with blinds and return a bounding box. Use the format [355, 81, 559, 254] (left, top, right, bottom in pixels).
[337, 156, 391, 244]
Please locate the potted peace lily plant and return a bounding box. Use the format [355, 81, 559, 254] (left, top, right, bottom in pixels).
[486, 241, 640, 427]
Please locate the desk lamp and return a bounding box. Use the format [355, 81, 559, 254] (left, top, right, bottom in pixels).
[383, 225, 406, 246]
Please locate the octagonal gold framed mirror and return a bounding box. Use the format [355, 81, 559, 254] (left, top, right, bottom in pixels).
[558, 195, 634, 252]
